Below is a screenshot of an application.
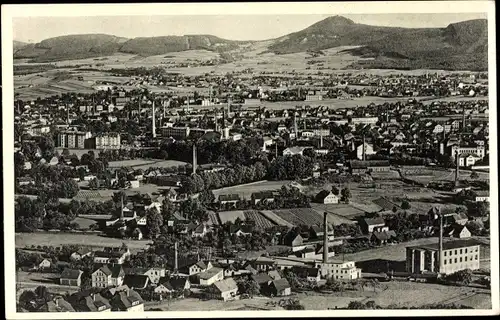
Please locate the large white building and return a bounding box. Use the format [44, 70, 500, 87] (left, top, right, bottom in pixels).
[315, 260, 362, 280]
[451, 145, 486, 160]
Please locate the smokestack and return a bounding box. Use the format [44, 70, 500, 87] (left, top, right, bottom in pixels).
[462, 106, 466, 131]
[163, 99, 166, 119]
[438, 210, 443, 273]
[215, 108, 219, 133]
[152, 100, 156, 138]
[455, 150, 460, 186]
[323, 212, 328, 263]
[294, 114, 298, 138]
[320, 129, 324, 148]
[174, 242, 178, 273]
[120, 193, 124, 220]
[192, 144, 197, 175]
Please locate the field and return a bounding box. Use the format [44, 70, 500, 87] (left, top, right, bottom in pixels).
[15, 232, 152, 253]
[311, 203, 366, 219]
[108, 159, 188, 170]
[401, 167, 489, 185]
[243, 210, 276, 230]
[218, 211, 247, 224]
[211, 180, 292, 200]
[259, 210, 295, 227]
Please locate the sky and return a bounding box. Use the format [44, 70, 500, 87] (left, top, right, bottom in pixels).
[13, 13, 487, 43]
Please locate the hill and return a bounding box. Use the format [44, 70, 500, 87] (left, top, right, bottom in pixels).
[120, 35, 246, 56]
[14, 34, 128, 62]
[268, 16, 488, 71]
[12, 16, 488, 70]
[13, 40, 28, 51]
[13, 34, 247, 62]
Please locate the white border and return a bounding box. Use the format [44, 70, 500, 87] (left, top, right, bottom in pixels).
[2, 1, 498, 319]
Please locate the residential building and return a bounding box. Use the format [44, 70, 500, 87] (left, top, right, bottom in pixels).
[360, 217, 388, 234]
[206, 278, 239, 301]
[356, 143, 376, 160]
[58, 130, 92, 149]
[60, 268, 83, 287]
[219, 194, 241, 206]
[68, 292, 112, 312]
[445, 225, 472, 239]
[110, 288, 144, 312]
[475, 190, 490, 202]
[262, 278, 292, 297]
[122, 274, 149, 290]
[39, 297, 76, 312]
[86, 133, 121, 149]
[155, 277, 191, 296]
[450, 145, 486, 160]
[315, 260, 362, 280]
[91, 265, 125, 288]
[198, 267, 224, 286]
[315, 190, 339, 204]
[283, 146, 309, 156]
[251, 191, 276, 205]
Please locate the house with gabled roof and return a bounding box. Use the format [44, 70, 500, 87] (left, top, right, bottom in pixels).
[198, 267, 224, 286]
[39, 297, 75, 312]
[92, 265, 125, 288]
[68, 292, 111, 312]
[206, 277, 239, 301]
[110, 288, 144, 312]
[155, 276, 191, 297]
[123, 274, 149, 290]
[60, 268, 83, 287]
[262, 278, 291, 297]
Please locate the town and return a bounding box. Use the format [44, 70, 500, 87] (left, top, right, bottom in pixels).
[11, 12, 492, 313]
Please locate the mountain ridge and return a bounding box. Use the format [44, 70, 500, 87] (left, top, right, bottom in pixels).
[13, 16, 488, 70]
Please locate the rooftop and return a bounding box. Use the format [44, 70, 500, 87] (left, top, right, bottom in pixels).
[406, 238, 483, 251]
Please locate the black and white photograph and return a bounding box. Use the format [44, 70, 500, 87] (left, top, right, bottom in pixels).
[2, 2, 498, 318]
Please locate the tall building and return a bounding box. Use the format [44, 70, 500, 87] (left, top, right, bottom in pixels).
[87, 133, 121, 150]
[58, 130, 92, 149]
[405, 239, 481, 275]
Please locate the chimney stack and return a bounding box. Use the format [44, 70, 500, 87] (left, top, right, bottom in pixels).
[120, 193, 124, 220]
[192, 144, 197, 175]
[454, 150, 460, 187]
[294, 114, 298, 139]
[174, 242, 178, 273]
[152, 100, 156, 138]
[438, 209, 444, 273]
[323, 212, 329, 264]
[320, 129, 324, 148]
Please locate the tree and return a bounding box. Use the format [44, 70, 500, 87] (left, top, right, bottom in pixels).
[466, 201, 489, 217]
[341, 187, 351, 203]
[401, 200, 411, 210]
[470, 171, 479, 180]
[62, 148, 71, 157]
[237, 278, 260, 297]
[145, 208, 163, 239]
[331, 186, 339, 196]
[89, 178, 100, 190]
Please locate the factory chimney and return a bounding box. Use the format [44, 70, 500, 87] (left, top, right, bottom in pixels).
[294, 114, 298, 138]
[120, 192, 124, 220]
[174, 242, 179, 273]
[454, 150, 460, 187]
[462, 105, 466, 131]
[320, 129, 324, 148]
[215, 108, 219, 133]
[192, 144, 197, 175]
[438, 209, 444, 273]
[152, 100, 156, 138]
[323, 212, 329, 263]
